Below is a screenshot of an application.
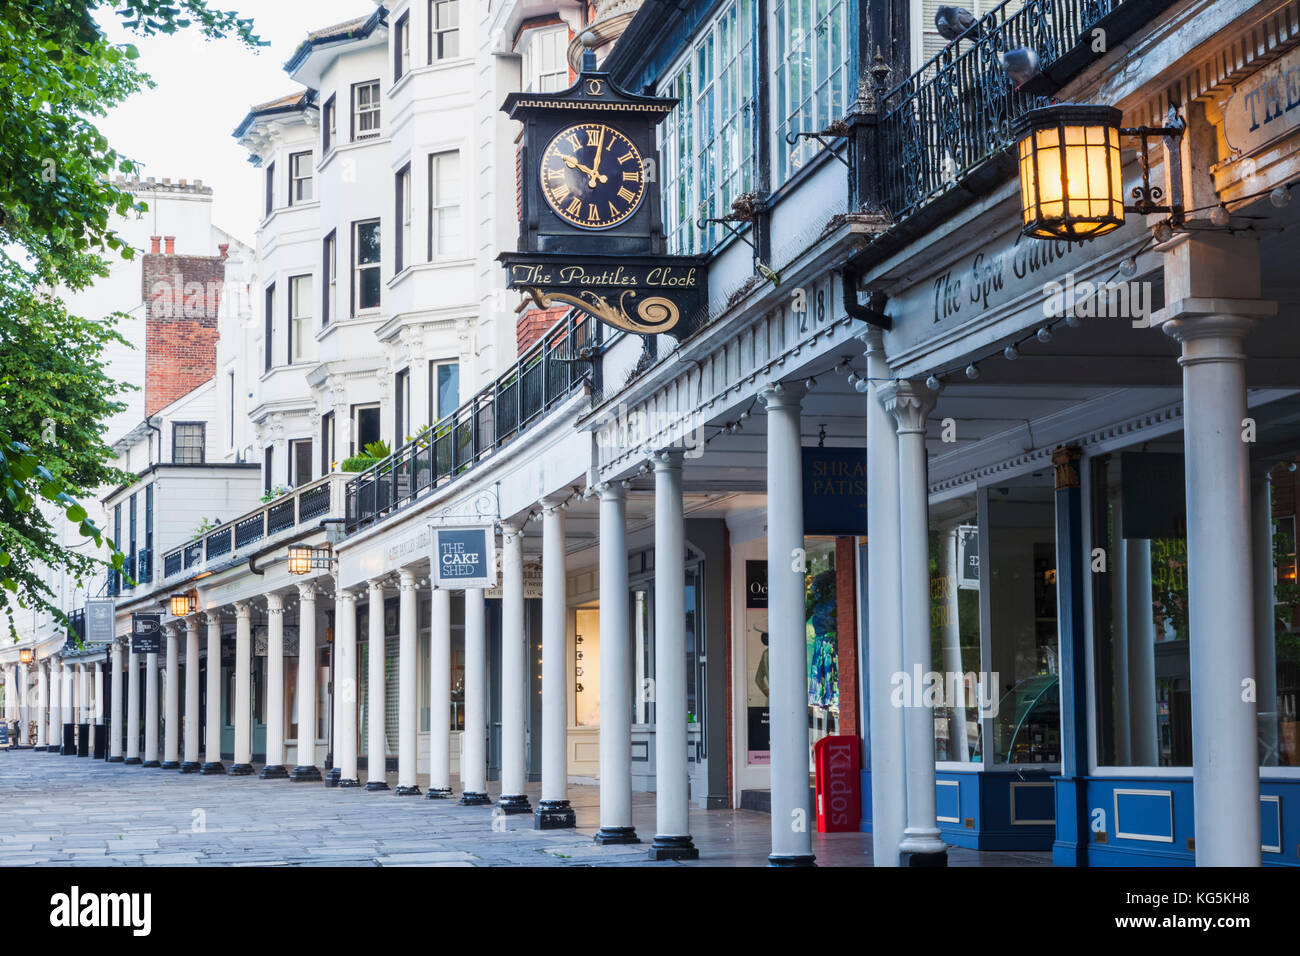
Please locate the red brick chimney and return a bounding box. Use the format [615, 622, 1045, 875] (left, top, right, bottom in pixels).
[150, 236, 161, 254]
[141, 240, 224, 418]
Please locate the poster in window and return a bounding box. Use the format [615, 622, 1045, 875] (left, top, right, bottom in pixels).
[745, 560, 770, 764]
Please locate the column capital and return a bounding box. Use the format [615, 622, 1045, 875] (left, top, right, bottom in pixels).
[500, 517, 527, 537]
[366, 576, 388, 595]
[856, 323, 885, 353]
[595, 480, 626, 501]
[296, 581, 319, 602]
[879, 378, 938, 435]
[265, 591, 284, 614]
[185, 614, 203, 632]
[1052, 445, 1083, 491]
[233, 601, 252, 620]
[652, 448, 684, 470]
[398, 568, 418, 590]
[758, 380, 806, 409]
[162, 622, 179, 637]
[337, 587, 358, 605]
[205, 609, 222, 627]
[539, 492, 572, 513]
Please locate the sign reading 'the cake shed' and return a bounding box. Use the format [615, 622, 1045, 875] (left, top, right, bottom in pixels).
[431, 526, 496, 590]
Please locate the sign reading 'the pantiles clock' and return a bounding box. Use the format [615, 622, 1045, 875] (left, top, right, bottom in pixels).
[500, 49, 707, 340]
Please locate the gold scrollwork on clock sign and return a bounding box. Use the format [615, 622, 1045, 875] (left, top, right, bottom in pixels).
[524, 287, 679, 335]
[585, 79, 604, 96]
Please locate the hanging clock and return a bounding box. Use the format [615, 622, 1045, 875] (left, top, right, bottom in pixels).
[539, 122, 646, 230]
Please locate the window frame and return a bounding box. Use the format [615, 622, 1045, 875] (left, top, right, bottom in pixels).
[290, 438, 313, 487]
[351, 79, 382, 141]
[351, 402, 381, 456]
[323, 94, 337, 153]
[288, 273, 313, 363]
[430, 359, 460, 423]
[264, 281, 276, 371]
[394, 11, 411, 81]
[289, 150, 314, 205]
[396, 163, 412, 273]
[518, 23, 570, 93]
[264, 160, 276, 216]
[322, 230, 337, 327]
[352, 219, 381, 316]
[172, 422, 206, 465]
[427, 150, 461, 261]
[429, 0, 461, 63]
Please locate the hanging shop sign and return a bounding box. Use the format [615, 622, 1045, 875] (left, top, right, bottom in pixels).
[801, 447, 869, 535]
[1222, 46, 1300, 158]
[431, 526, 497, 590]
[85, 598, 115, 645]
[499, 51, 707, 340]
[130, 613, 161, 655]
[745, 559, 770, 763]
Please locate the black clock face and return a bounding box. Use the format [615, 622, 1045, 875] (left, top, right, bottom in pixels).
[539, 122, 646, 230]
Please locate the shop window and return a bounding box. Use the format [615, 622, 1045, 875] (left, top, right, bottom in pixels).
[986, 478, 1060, 766]
[631, 585, 654, 725]
[1270, 478, 1300, 767]
[804, 539, 839, 763]
[316, 646, 330, 742]
[930, 494, 984, 762]
[772, 0, 853, 186]
[575, 607, 600, 726]
[1091, 451, 1191, 768]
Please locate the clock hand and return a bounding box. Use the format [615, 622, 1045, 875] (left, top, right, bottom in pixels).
[562, 155, 607, 183]
[589, 127, 607, 189]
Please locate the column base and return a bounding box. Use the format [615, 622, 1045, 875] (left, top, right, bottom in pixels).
[106, 756, 124, 764]
[768, 853, 817, 867]
[228, 763, 254, 776]
[365, 780, 391, 792]
[199, 761, 225, 775]
[534, 800, 576, 829]
[594, 827, 641, 845]
[337, 777, 361, 788]
[498, 794, 533, 815]
[259, 765, 289, 780]
[124, 757, 142, 765]
[32, 745, 46, 752]
[648, 835, 699, 861]
[394, 785, 422, 796]
[425, 787, 453, 800]
[290, 765, 322, 782]
[141, 760, 161, 768]
[459, 791, 491, 806]
[325, 767, 341, 787]
[160, 761, 180, 770]
[899, 848, 949, 867]
[179, 762, 201, 774]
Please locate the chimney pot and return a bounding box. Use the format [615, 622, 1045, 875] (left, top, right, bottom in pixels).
[218, 243, 229, 259]
[150, 236, 161, 254]
[146, 176, 155, 185]
[194, 179, 202, 187]
[164, 236, 175, 254]
[162, 177, 171, 185]
[179, 178, 187, 187]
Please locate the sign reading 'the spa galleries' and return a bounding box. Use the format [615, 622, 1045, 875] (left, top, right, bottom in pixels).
[432, 526, 497, 589]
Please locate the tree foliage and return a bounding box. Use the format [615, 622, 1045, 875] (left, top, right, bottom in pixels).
[0, 2, 262, 638]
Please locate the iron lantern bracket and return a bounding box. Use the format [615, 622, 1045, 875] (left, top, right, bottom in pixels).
[1119, 112, 1186, 222]
[783, 129, 852, 169]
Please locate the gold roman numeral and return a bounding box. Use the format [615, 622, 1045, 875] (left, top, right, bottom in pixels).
[623, 171, 640, 183]
[617, 151, 634, 164]
[586, 129, 602, 147]
[617, 186, 636, 202]
[587, 204, 599, 222]
[551, 182, 571, 202]
[608, 202, 621, 219]
[566, 133, 583, 151]
[565, 197, 582, 217]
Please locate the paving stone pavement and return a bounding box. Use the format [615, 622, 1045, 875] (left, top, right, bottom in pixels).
[0, 749, 1052, 867]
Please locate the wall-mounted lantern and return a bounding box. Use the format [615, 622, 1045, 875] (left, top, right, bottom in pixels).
[1013, 103, 1185, 241]
[287, 544, 334, 575]
[169, 592, 197, 617]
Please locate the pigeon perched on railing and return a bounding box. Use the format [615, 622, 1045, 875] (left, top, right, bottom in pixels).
[998, 47, 1041, 89]
[935, 6, 978, 43]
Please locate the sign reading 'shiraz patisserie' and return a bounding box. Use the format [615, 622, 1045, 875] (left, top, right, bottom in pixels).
[431, 526, 497, 590]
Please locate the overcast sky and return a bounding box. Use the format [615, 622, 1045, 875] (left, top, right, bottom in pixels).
[97, 1, 375, 244]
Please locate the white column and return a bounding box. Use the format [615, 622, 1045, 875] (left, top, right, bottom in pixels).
[77, 662, 87, 730]
[649, 451, 698, 860]
[460, 586, 489, 804]
[595, 487, 637, 843]
[365, 579, 389, 791]
[396, 569, 421, 795]
[535, 500, 575, 828]
[864, 327, 908, 866]
[1124, 537, 1159, 765]
[109, 643, 124, 761]
[48, 659, 61, 752]
[261, 592, 288, 778]
[230, 601, 253, 773]
[426, 586, 452, 798]
[760, 385, 812, 866]
[182, 617, 201, 771]
[125, 648, 140, 764]
[36, 661, 48, 750]
[336, 587, 360, 787]
[882, 378, 948, 865]
[292, 584, 322, 781]
[143, 649, 160, 766]
[94, 661, 103, 725]
[202, 611, 225, 773]
[498, 523, 531, 814]
[1110, 489, 1132, 766]
[1253, 467, 1279, 766]
[162, 625, 180, 768]
[62, 661, 74, 744]
[1163, 305, 1268, 865]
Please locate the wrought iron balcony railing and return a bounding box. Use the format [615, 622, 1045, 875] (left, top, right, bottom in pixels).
[159, 473, 349, 585]
[345, 308, 597, 533]
[876, 0, 1164, 224]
